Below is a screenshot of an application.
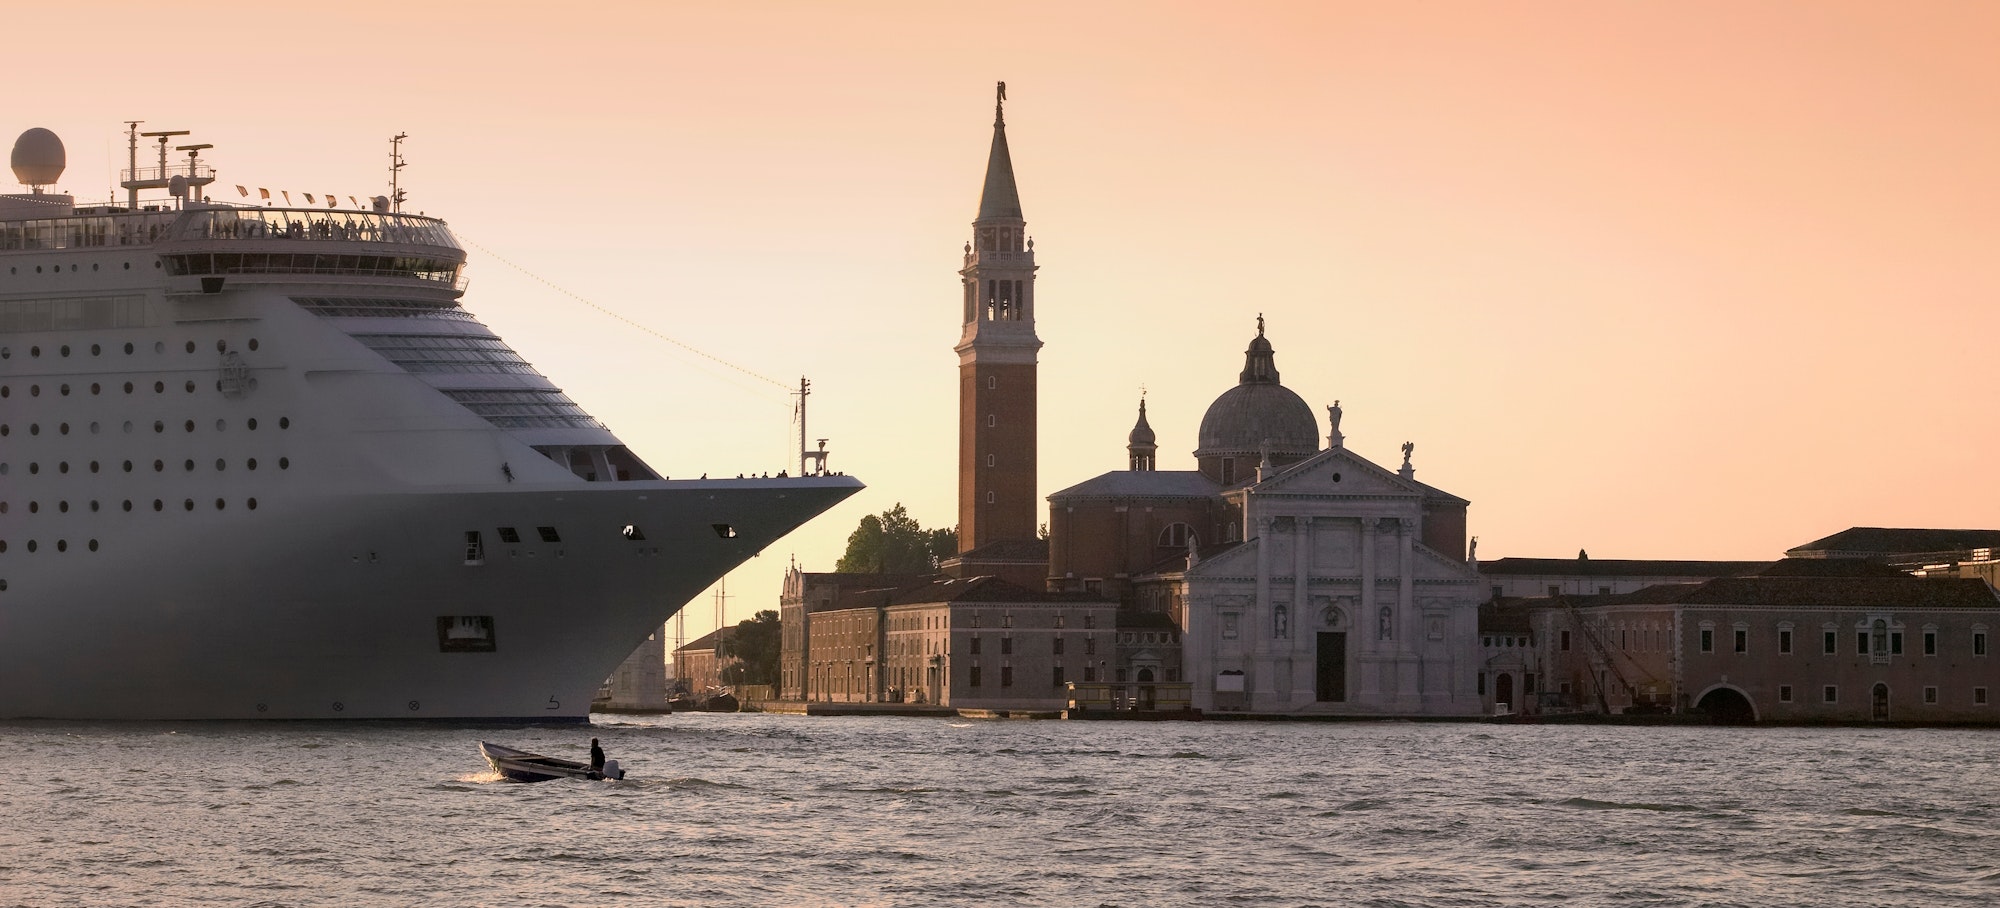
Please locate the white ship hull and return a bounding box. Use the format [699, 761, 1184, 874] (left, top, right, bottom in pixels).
[0, 136, 862, 719]
[3, 478, 855, 720]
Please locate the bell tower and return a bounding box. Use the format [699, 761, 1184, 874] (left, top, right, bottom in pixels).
[956, 81, 1042, 553]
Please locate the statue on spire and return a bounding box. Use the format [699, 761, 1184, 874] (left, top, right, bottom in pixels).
[996, 81, 1007, 125]
[1256, 313, 1265, 336]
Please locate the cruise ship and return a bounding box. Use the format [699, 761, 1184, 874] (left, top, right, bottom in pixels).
[0, 125, 861, 720]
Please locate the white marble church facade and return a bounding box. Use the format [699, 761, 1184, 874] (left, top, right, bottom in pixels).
[1172, 444, 1486, 717]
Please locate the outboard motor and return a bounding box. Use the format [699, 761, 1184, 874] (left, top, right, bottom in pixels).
[600, 759, 624, 781]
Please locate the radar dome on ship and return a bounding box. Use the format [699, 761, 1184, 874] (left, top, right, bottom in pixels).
[11, 127, 66, 189]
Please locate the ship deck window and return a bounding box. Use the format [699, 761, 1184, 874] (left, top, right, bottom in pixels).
[497, 527, 520, 544]
[437, 616, 497, 653]
[536, 526, 561, 543]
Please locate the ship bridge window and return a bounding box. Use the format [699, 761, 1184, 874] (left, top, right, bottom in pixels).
[536, 526, 561, 543]
[497, 527, 521, 544]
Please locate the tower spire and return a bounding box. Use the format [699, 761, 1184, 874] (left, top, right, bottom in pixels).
[1128, 396, 1157, 471]
[977, 81, 1023, 222]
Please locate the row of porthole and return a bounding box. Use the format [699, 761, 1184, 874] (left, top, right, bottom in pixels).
[0, 497, 262, 535]
[0, 456, 290, 478]
[1, 416, 290, 437]
[2, 377, 275, 398]
[4, 260, 153, 276]
[0, 538, 102, 553]
[0, 337, 259, 360]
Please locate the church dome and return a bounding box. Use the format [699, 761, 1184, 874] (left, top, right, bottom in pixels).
[1194, 319, 1318, 462]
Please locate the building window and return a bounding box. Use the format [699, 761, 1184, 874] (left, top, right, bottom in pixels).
[1084, 637, 1097, 656]
[1890, 632, 1903, 655]
[1491, 585, 1504, 600]
[970, 635, 981, 655]
[1053, 637, 1064, 655]
[1779, 685, 1793, 703]
[1856, 632, 1869, 656]
[1484, 636, 1494, 648]
[1083, 665, 1097, 683]
[1699, 630, 1713, 653]
[1084, 614, 1096, 629]
[1052, 666, 1065, 687]
[985, 492, 994, 504]
[969, 666, 981, 687]
[1548, 585, 1561, 597]
[1733, 629, 1747, 654]
[1159, 523, 1195, 548]
[1003, 612, 1013, 628]
[1976, 632, 1988, 657]
[1924, 686, 1938, 704]
[1824, 630, 1837, 654]
[1824, 685, 1838, 704]
[1001, 665, 1013, 688]
[1000, 636, 1012, 655]
[1560, 630, 1571, 651]
[1779, 629, 1793, 654]
[1598, 586, 1611, 595]
[987, 376, 997, 389]
[1054, 613, 1065, 628]
[987, 414, 996, 427]
[986, 454, 995, 467]
[1924, 630, 1937, 656]
[1978, 687, 1989, 705]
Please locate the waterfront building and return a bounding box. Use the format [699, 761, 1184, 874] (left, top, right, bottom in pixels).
[778, 569, 933, 701]
[671, 629, 737, 696]
[1524, 562, 2000, 722]
[1479, 556, 1769, 599]
[808, 575, 1115, 709]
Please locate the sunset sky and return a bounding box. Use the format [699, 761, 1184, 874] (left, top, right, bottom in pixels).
[16, 2, 1999, 644]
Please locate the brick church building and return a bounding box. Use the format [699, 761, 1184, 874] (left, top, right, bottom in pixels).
[780, 86, 1487, 716]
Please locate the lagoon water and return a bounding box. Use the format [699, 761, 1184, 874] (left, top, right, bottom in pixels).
[3, 714, 1998, 907]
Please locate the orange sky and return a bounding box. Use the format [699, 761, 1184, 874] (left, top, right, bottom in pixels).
[15, 2, 2000, 640]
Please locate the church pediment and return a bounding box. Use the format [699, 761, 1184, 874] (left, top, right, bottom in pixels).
[1247, 447, 1432, 500]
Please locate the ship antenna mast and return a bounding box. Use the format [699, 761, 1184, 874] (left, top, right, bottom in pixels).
[794, 376, 831, 476]
[389, 132, 408, 213]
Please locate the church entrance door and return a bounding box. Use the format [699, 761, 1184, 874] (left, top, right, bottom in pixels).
[1872, 683, 1890, 721]
[1316, 632, 1347, 701]
[1494, 672, 1514, 714]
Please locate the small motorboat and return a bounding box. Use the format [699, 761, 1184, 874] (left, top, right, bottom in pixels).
[478, 741, 624, 783]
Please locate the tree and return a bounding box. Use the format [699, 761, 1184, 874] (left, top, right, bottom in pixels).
[834, 503, 956, 574]
[720, 609, 781, 686]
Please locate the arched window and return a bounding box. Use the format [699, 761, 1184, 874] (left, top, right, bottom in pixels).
[1158, 523, 1195, 549]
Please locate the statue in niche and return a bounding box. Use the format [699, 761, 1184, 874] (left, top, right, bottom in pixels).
[1274, 604, 1289, 638]
[1379, 606, 1393, 640]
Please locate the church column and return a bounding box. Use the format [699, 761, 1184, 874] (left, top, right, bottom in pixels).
[1291, 516, 1312, 705]
[1398, 516, 1420, 706]
[1252, 515, 1274, 707]
[1358, 515, 1379, 703]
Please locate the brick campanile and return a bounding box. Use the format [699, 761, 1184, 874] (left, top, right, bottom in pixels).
[955, 82, 1042, 553]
